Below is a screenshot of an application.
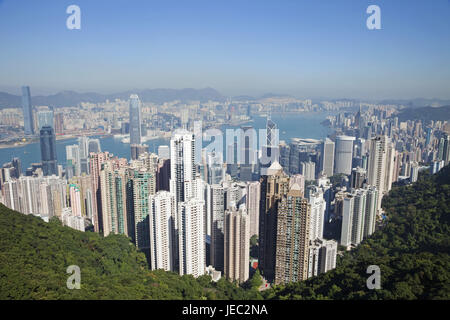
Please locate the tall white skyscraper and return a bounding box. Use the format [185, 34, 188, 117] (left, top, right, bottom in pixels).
[178, 198, 205, 278]
[410, 162, 419, 183]
[300, 161, 316, 181]
[308, 238, 338, 278]
[334, 135, 355, 175]
[305, 186, 325, 241]
[340, 186, 378, 248]
[367, 135, 394, 214]
[320, 239, 337, 273]
[170, 130, 196, 204]
[66, 144, 81, 177]
[363, 187, 378, 238]
[149, 191, 177, 272]
[320, 138, 335, 177]
[78, 136, 90, 174]
[351, 189, 367, 245]
[340, 195, 354, 248]
[246, 181, 260, 237]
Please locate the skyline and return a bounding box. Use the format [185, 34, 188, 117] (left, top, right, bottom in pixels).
[0, 0, 449, 99]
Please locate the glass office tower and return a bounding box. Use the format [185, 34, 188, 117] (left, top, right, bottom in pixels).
[40, 126, 58, 176]
[21, 86, 34, 135]
[129, 94, 142, 146]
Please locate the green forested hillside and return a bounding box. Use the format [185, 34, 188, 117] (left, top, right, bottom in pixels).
[0, 205, 261, 300]
[263, 166, 450, 300]
[1, 166, 449, 300]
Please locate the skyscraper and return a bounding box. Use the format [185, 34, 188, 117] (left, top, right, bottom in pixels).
[12, 158, 22, 178]
[69, 184, 82, 217]
[37, 109, 54, 130]
[340, 187, 378, 248]
[260, 116, 280, 175]
[308, 238, 337, 278]
[246, 181, 260, 237]
[149, 191, 177, 272]
[340, 194, 354, 248]
[170, 130, 196, 204]
[320, 138, 335, 177]
[300, 161, 315, 181]
[351, 167, 366, 189]
[99, 162, 129, 237]
[410, 162, 419, 183]
[156, 158, 170, 192]
[364, 187, 378, 238]
[40, 126, 58, 176]
[367, 135, 394, 214]
[66, 145, 81, 177]
[259, 161, 290, 282]
[334, 135, 355, 175]
[130, 168, 156, 255]
[266, 115, 277, 148]
[224, 206, 250, 284]
[21, 86, 34, 135]
[209, 184, 225, 271]
[305, 185, 325, 241]
[88, 139, 101, 154]
[54, 112, 64, 134]
[441, 133, 450, 165]
[274, 183, 311, 285]
[206, 151, 224, 185]
[239, 126, 257, 181]
[89, 151, 111, 232]
[129, 94, 142, 146]
[78, 136, 90, 175]
[178, 198, 205, 278]
[351, 189, 367, 245]
[279, 141, 290, 174]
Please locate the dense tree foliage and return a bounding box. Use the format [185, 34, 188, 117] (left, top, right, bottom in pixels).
[263, 166, 450, 300]
[250, 235, 259, 259]
[0, 205, 260, 300]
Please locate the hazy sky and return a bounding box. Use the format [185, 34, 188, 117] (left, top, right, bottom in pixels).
[0, 0, 449, 99]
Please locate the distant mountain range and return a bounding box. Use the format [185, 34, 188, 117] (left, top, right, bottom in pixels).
[395, 105, 450, 122]
[0, 87, 225, 108]
[380, 98, 450, 108]
[1, 88, 449, 110]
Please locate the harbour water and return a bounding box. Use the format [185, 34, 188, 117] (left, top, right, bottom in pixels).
[0, 112, 334, 170]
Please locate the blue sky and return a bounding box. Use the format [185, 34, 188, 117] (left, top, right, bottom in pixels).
[0, 0, 449, 99]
